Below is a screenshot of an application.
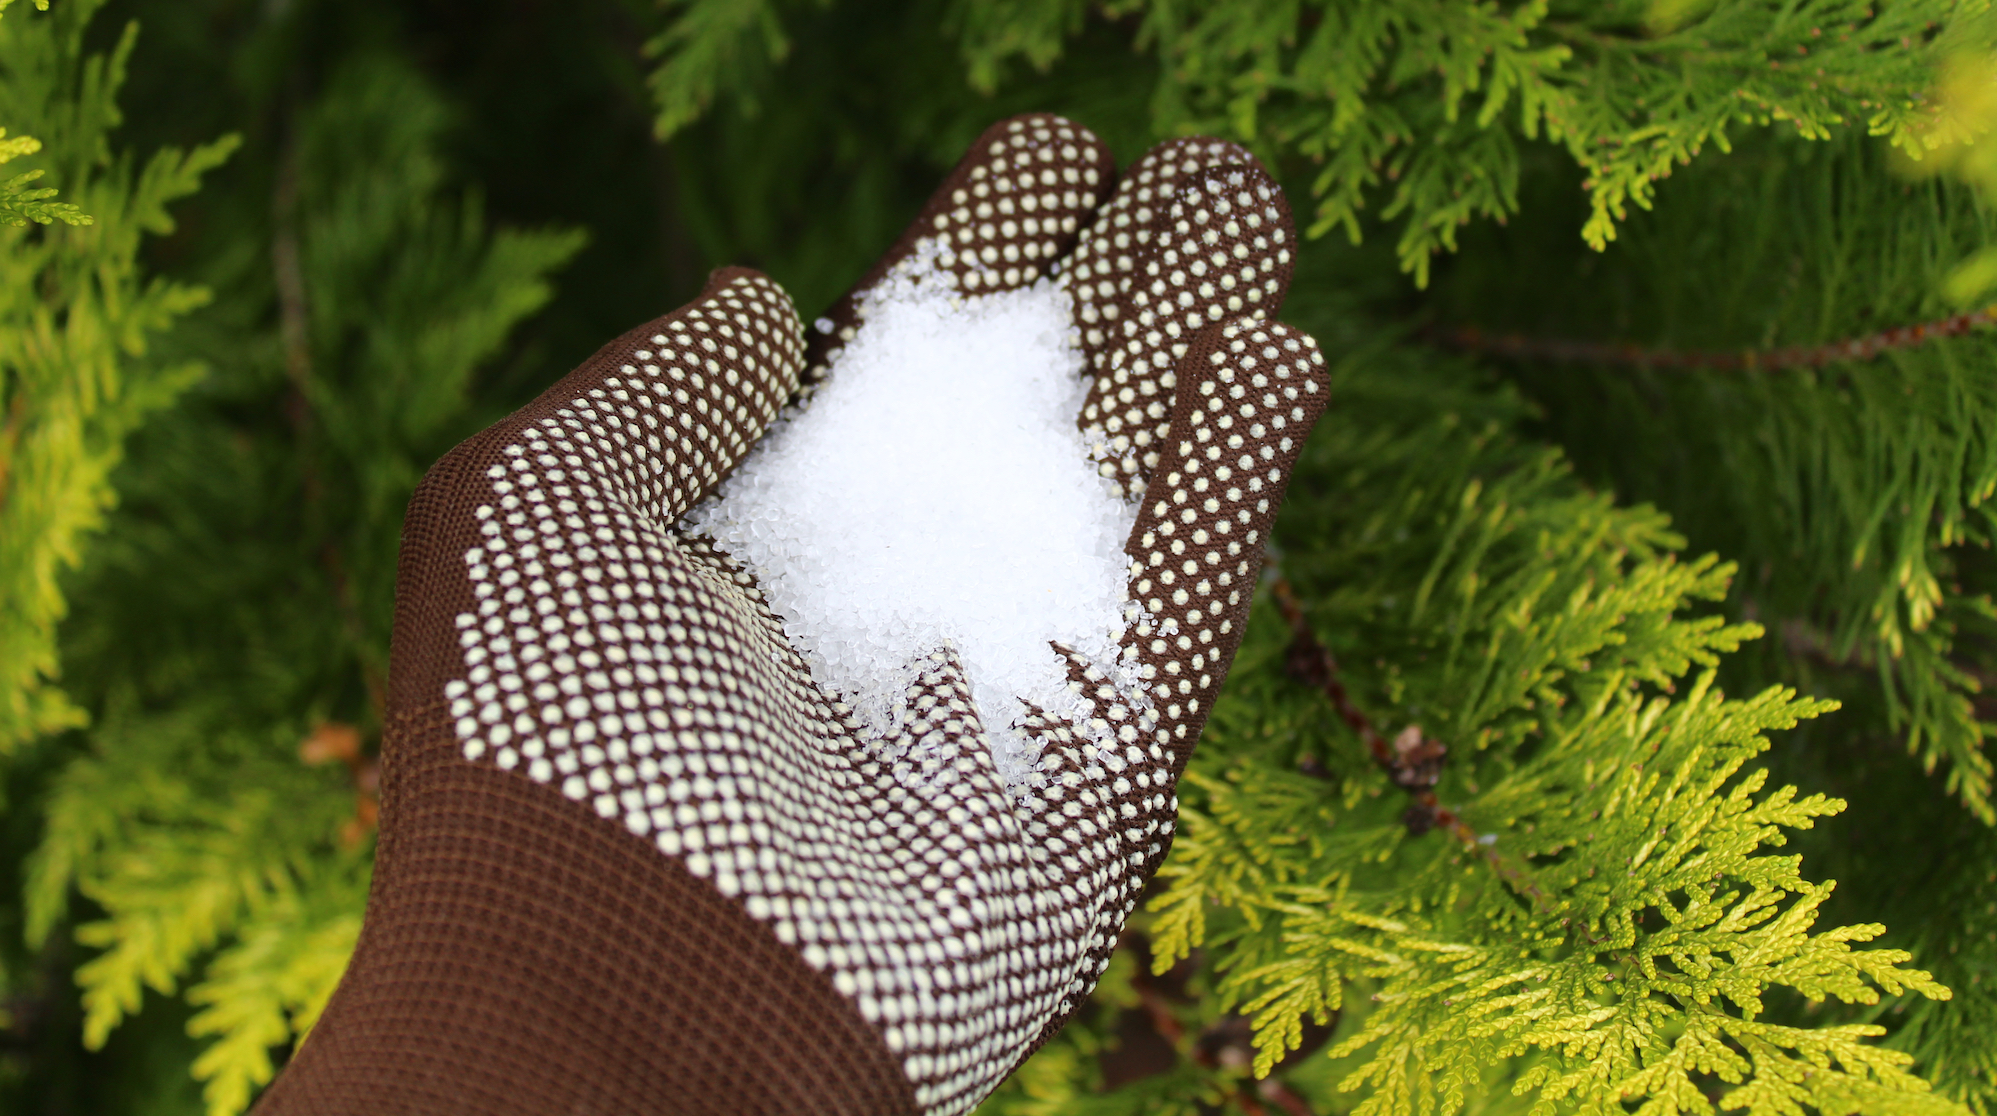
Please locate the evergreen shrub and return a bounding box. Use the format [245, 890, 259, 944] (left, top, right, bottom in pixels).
[2, 2, 1993, 1114]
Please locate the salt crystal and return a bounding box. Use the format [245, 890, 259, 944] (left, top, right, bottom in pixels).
[684, 254, 1140, 790]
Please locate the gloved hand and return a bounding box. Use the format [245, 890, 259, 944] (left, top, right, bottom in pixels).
[256, 113, 1327, 1116]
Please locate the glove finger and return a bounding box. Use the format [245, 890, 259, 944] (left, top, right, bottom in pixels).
[804, 113, 1116, 382]
[1124, 317, 1328, 773]
[459, 265, 805, 528]
[1067, 136, 1256, 375]
[1081, 163, 1298, 495]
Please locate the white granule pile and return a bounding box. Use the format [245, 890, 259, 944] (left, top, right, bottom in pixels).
[684, 257, 1140, 789]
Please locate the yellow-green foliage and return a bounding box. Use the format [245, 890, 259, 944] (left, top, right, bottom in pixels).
[9, 2, 1996, 1113]
[0, 0, 232, 752]
[1416, 125, 1997, 1110]
[978, 341, 1962, 1116]
[0, 128, 90, 228]
[1459, 133, 1997, 825]
[1095, 0, 1967, 278]
[1174, 345, 1954, 1115]
[27, 703, 368, 1111]
[1169, 678, 1954, 1115]
[0, 1, 82, 232]
[18, 26, 583, 1116]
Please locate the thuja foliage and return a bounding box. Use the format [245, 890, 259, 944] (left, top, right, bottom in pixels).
[0, 0, 230, 754]
[26, 52, 577, 1116]
[1446, 135, 1997, 821]
[976, 339, 1959, 1116]
[0, 0, 89, 232]
[4, 0, 1995, 1114]
[0, 127, 89, 229]
[1, 3, 582, 1110]
[1428, 126, 1997, 1113]
[655, 0, 1974, 282]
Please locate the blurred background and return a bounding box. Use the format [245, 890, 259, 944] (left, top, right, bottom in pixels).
[3, 1, 1997, 1113]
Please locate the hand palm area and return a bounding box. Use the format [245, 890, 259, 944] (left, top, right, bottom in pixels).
[255, 113, 1328, 1116]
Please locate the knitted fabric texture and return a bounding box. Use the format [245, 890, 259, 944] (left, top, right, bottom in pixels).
[253, 114, 1328, 1116]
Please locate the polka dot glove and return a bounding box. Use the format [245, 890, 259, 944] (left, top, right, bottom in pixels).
[255, 114, 1328, 1116]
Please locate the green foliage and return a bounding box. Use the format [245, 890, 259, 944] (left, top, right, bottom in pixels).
[1109, 0, 1965, 280]
[2, 0, 1992, 1113]
[659, 0, 1972, 283]
[28, 702, 363, 1063]
[0, 129, 90, 227]
[1119, 344, 1952, 1115]
[1864, 818, 1997, 1112]
[947, 0, 1089, 96]
[1422, 113, 1997, 1116]
[648, 0, 802, 140]
[655, 0, 1160, 318]
[0, 0, 232, 753]
[14, 16, 583, 1113]
[1447, 134, 1997, 825]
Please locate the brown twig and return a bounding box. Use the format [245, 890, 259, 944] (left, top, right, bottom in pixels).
[1434, 305, 1997, 373]
[272, 123, 388, 728]
[1268, 571, 1555, 913]
[1268, 577, 1447, 803]
[1111, 932, 1326, 1115]
[271, 139, 313, 426]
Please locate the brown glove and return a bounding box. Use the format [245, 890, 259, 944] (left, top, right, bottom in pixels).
[254, 113, 1327, 1116]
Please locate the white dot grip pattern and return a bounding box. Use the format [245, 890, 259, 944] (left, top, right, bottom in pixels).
[1065, 137, 1255, 344]
[439, 118, 1328, 1116]
[1071, 157, 1296, 493]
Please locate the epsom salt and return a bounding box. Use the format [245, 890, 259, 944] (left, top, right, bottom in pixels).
[684, 259, 1139, 789]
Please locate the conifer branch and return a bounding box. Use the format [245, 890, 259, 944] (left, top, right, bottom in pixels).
[1434, 304, 1997, 373]
[0, 129, 88, 228]
[0, 2, 232, 752]
[270, 126, 387, 728]
[16, 45, 584, 1111]
[1266, 570, 1556, 915]
[649, 2, 1971, 284]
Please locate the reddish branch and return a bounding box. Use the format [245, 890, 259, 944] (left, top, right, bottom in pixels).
[274, 123, 385, 828]
[1437, 305, 1997, 372]
[1268, 574, 1553, 912]
[1269, 576, 1452, 829]
[1110, 932, 1323, 1115]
